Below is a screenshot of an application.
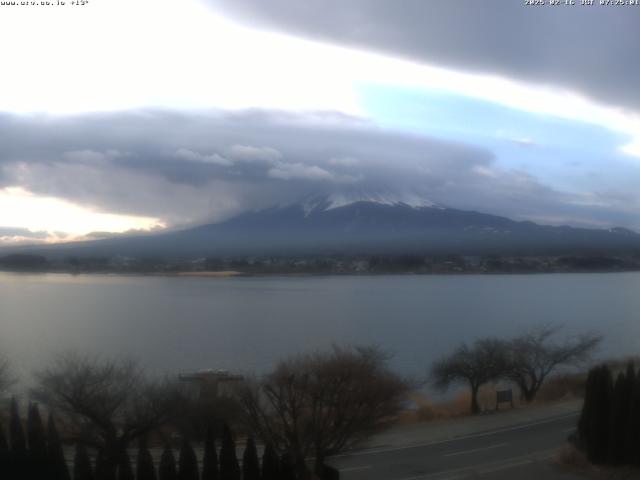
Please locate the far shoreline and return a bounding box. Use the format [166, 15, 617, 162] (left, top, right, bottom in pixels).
[173, 270, 243, 277]
[2, 268, 640, 279]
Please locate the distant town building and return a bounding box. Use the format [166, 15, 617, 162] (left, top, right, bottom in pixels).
[178, 369, 244, 400]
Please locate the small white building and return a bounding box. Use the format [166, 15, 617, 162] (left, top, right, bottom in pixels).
[178, 369, 244, 400]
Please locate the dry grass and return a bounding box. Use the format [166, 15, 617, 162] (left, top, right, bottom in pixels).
[397, 385, 516, 424]
[535, 372, 587, 403]
[398, 372, 589, 426]
[554, 445, 593, 472]
[402, 358, 640, 426]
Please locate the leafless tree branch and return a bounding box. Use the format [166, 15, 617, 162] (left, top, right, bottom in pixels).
[31, 352, 184, 474]
[237, 345, 409, 477]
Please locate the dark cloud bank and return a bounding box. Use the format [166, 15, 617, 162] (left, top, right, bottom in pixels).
[203, 0, 640, 112]
[0, 109, 636, 231]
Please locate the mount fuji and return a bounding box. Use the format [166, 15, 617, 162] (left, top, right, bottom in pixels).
[15, 190, 640, 259]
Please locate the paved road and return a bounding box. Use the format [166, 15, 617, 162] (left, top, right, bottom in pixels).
[328, 412, 583, 480]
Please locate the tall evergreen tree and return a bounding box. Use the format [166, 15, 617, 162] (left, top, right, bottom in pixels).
[627, 370, 640, 465]
[158, 445, 178, 480]
[117, 450, 135, 480]
[260, 444, 279, 480]
[47, 413, 71, 480]
[219, 424, 240, 480]
[578, 367, 596, 447]
[178, 438, 199, 480]
[74, 444, 95, 480]
[608, 373, 627, 464]
[317, 463, 340, 480]
[0, 423, 9, 454]
[586, 365, 613, 464]
[622, 363, 638, 464]
[625, 362, 636, 390]
[27, 403, 47, 461]
[242, 437, 260, 480]
[95, 450, 111, 480]
[0, 425, 11, 480]
[136, 439, 157, 480]
[9, 398, 26, 454]
[201, 427, 219, 480]
[279, 452, 296, 480]
[25, 403, 49, 477]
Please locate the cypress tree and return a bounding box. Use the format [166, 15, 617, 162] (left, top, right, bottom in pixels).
[279, 452, 296, 480]
[99, 454, 117, 480]
[0, 423, 9, 454]
[586, 366, 602, 463]
[260, 444, 279, 480]
[608, 372, 627, 464]
[580, 366, 603, 463]
[95, 448, 118, 480]
[117, 450, 135, 480]
[158, 445, 178, 480]
[625, 362, 636, 389]
[0, 423, 9, 460]
[622, 363, 637, 464]
[47, 413, 71, 480]
[9, 398, 26, 454]
[578, 367, 596, 447]
[178, 437, 199, 480]
[588, 365, 613, 464]
[622, 364, 636, 461]
[136, 439, 157, 480]
[201, 427, 219, 480]
[242, 437, 260, 480]
[318, 464, 340, 480]
[219, 424, 240, 480]
[629, 371, 640, 466]
[27, 403, 48, 460]
[95, 450, 110, 480]
[74, 444, 95, 480]
[0, 424, 11, 480]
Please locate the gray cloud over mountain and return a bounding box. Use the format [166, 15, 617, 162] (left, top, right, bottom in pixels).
[0, 109, 637, 231]
[0, 227, 48, 239]
[202, 0, 640, 112]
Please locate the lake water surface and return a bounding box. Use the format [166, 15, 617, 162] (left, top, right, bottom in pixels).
[1, 272, 639, 388]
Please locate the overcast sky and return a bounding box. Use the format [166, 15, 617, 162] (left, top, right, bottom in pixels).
[0, 0, 638, 243]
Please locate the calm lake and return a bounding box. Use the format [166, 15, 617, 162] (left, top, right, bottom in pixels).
[1, 272, 639, 389]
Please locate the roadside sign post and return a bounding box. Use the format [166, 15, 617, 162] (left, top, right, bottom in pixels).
[496, 389, 514, 411]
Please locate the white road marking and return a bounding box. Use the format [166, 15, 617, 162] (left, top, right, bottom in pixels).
[443, 442, 507, 457]
[340, 465, 372, 472]
[331, 412, 579, 459]
[476, 458, 535, 474]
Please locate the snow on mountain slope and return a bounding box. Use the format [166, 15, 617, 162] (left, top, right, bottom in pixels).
[299, 191, 444, 216]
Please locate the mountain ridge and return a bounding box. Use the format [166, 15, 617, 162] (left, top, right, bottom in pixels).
[4, 192, 639, 260]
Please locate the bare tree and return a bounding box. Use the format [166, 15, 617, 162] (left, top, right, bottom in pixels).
[431, 338, 509, 414]
[31, 352, 183, 476]
[505, 325, 602, 403]
[237, 346, 409, 477]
